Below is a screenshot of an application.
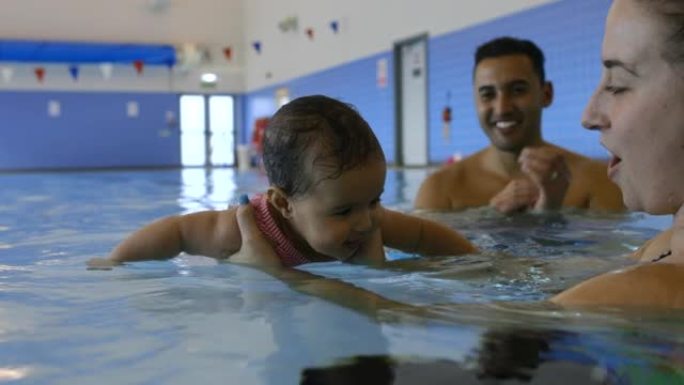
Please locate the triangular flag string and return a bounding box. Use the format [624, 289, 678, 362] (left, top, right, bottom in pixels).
[100, 63, 113, 80]
[68, 65, 79, 81]
[223, 46, 233, 62]
[34, 67, 45, 83]
[133, 60, 144, 75]
[252, 41, 262, 54]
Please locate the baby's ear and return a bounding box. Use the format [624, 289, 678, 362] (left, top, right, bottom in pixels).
[267, 187, 294, 218]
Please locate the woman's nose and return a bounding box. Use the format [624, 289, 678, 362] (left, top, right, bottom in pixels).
[581, 89, 609, 131]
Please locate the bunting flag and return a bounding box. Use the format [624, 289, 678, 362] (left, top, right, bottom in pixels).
[305, 28, 314, 40]
[133, 60, 144, 75]
[223, 46, 232, 62]
[330, 20, 339, 33]
[68, 65, 79, 81]
[252, 41, 262, 54]
[1, 67, 13, 83]
[34, 67, 45, 83]
[100, 63, 113, 80]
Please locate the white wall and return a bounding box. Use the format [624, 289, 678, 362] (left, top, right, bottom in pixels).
[243, 0, 557, 91]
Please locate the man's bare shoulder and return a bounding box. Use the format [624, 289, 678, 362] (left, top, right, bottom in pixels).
[424, 150, 487, 186]
[548, 145, 594, 168]
[414, 162, 465, 210]
[415, 150, 490, 210]
[549, 146, 607, 176]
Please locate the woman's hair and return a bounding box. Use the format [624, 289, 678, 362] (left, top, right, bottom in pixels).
[635, 0, 684, 66]
[262, 95, 385, 197]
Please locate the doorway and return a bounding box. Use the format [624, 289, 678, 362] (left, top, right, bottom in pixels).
[179, 94, 235, 167]
[394, 34, 429, 166]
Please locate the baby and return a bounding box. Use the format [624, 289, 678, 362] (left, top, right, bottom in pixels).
[89, 95, 476, 269]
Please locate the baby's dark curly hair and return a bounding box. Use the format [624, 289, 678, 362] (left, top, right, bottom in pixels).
[262, 95, 385, 197]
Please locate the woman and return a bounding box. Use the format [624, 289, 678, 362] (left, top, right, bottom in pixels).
[551, 0, 684, 308]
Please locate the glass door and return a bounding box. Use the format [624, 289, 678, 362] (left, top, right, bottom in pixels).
[180, 94, 235, 167]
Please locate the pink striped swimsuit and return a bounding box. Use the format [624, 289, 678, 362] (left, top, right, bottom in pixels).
[250, 195, 310, 267]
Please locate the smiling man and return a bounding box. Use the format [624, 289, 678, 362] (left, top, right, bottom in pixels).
[415, 37, 624, 213]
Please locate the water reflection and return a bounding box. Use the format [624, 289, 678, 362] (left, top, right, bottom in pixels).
[179, 168, 240, 212]
[179, 167, 270, 213]
[301, 323, 684, 385]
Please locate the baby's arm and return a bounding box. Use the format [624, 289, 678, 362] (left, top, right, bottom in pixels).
[380, 208, 478, 256]
[89, 208, 242, 267]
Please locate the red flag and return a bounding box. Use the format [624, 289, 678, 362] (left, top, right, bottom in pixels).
[34, 67, 45, 83]
[223, 47, 232, 61]
[133, 60, 144, 75]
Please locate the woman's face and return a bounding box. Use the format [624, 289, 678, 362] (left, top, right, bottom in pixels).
[582, 0, 684, 215]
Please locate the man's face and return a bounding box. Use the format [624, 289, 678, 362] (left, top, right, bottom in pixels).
[473, 54, 552, 153]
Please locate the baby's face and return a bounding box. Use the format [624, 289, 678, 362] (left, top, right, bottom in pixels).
[288, 159, 386, 261]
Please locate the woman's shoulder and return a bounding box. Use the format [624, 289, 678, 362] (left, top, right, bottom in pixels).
[633, 229, 673, 262]
[552, 228, 683, 309]
[551, 261, 684, 309]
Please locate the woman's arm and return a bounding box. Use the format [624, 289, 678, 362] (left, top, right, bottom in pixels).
[380, 208, 478, 256]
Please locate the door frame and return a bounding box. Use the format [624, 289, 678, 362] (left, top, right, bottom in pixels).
[393, 33, 429, 166]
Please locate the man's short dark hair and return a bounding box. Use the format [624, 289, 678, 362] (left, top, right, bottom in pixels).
[474, 37, 546, 84]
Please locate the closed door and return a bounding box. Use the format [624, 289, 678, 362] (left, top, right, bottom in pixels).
[395, 35, 428, 166]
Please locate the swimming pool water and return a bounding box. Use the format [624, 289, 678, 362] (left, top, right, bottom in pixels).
[0, 168, 681, 384]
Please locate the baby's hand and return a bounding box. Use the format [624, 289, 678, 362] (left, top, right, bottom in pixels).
[86, 257, 121, 270]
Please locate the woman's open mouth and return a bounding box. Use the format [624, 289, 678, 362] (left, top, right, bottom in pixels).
[607, 155, 622, 179]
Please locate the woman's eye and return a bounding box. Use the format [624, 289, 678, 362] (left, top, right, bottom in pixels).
[604, 85, 627, 95]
